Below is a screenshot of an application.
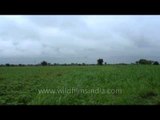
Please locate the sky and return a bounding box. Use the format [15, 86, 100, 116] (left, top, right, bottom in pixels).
[0, 15, 160, 64]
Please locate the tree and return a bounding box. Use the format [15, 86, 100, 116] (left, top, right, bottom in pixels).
[82, 63, 86, 66]
[5, 63, 10, 66]
[97, 58, 103, 65]
[53, 63, 57, 66]
[104, 62, 107, 65]
[136, 59, 153, 65]
[19, 64, 24, 66]
[48, 63, 51, 66]
[153, 61, 159, 65]
[41, 61, 48, 66]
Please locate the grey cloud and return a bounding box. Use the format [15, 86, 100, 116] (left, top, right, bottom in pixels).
[0, 15, 160, 64]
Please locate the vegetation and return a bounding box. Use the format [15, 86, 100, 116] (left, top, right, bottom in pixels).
[0, 65, 160, 105]
[41, 61, 48, 66]
[97, 58, 104, 65]
[136, 59, 156, 65]
[0, 59, 159, 67]
[153, 61, 159, 65]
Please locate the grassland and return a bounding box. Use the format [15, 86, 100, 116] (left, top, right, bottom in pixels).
[0, 65, 160, 105]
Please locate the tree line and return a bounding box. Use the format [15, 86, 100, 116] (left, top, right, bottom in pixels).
[0, 58, 159, 67]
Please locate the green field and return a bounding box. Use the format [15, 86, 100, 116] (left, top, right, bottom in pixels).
[0, 65, 160, 105]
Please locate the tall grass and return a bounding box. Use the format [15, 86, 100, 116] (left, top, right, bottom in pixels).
[0, 65, 160, 105]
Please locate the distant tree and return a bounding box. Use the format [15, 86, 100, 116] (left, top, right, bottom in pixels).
[153, 61, 159, 65]
[82, 63, 86, 66]
[53, 63, 57, 66]
[139, 59, 148, 64]
[62, 63, 67, 66]
[56, 63, 60, 66]
[48, 63, 51, 66]
[41, 61, 48, 66]
[5, 63, 10, 66]
[10, 64, 16, 67]
[104, 62, 107, 65]
[71, 63, 75, 66]
[97, 58, 103, 65]
[19, 64, 23, 66]
[136, 59, 152, 65]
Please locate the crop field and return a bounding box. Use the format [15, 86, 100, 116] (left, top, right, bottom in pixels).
[0, 65, 160, 105]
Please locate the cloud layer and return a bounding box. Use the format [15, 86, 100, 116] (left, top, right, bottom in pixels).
[0, 15, 160, 64]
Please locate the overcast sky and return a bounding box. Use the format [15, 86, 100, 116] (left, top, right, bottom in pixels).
[0, 15, 160, 64]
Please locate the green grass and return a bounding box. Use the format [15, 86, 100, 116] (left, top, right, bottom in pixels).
[0, 65, 160, 105]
